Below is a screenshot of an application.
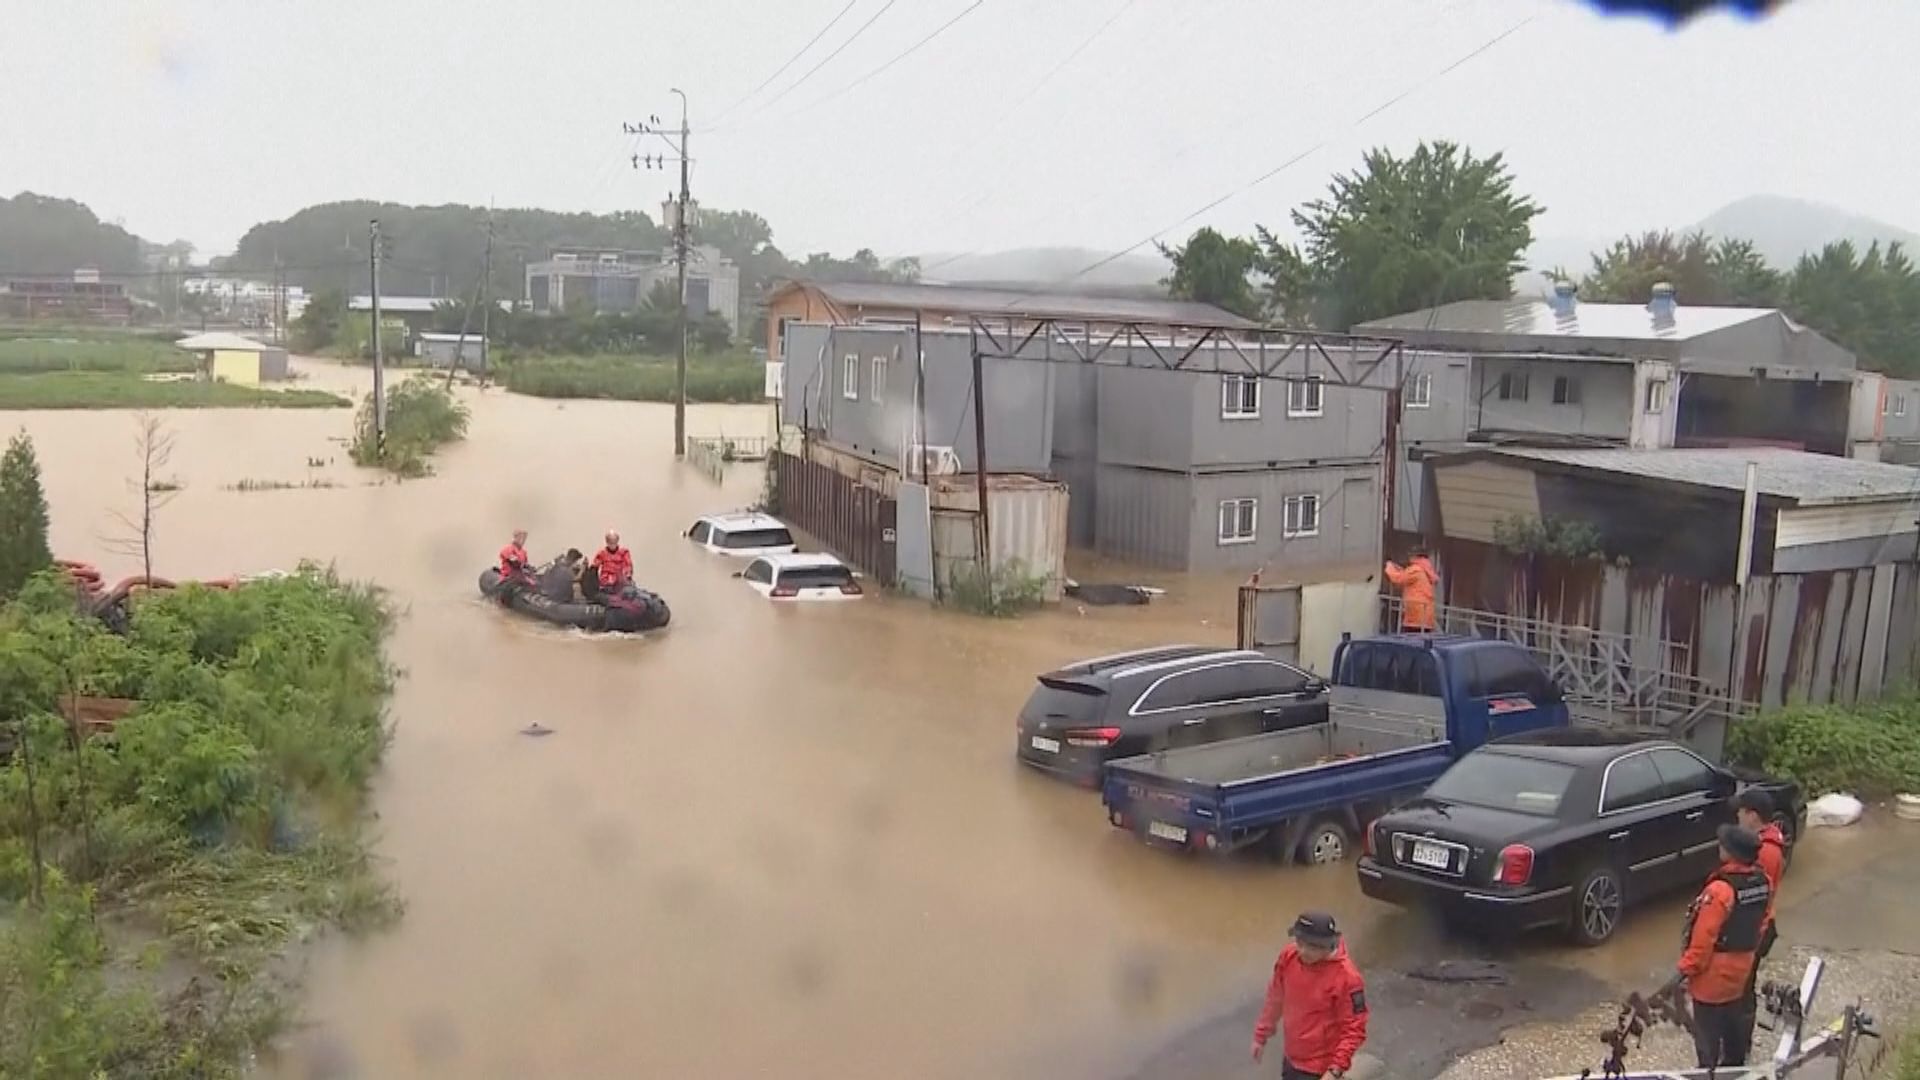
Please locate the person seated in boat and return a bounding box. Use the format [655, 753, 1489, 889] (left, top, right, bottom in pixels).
[537, 549, 585, 602]
[497, 529, 532, 596]
[590, 530, 634, 596]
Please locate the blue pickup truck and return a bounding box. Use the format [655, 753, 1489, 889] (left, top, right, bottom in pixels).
[1100, 634, 1571, 864]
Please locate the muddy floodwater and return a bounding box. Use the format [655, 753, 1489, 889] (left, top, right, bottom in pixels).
[15, 358, 1859, 1079]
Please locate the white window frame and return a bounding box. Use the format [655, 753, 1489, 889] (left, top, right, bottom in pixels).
[841, 353, 859, 401]
[1220, 374, 1261, 419]
[1217, 498, 1258, 545]
[1888, 393, 1909, 418]
[1497, 371, 1529, 402]
[1286, 375, 1325, 418]
[870, 354, 886, 403]
[1405, 371, 1432, 409]
[1282, 493, 1321, 539]
[775, 316, 796, 360]
[1644, 377, 1669, 415]
[1553, 374, 1581, 406]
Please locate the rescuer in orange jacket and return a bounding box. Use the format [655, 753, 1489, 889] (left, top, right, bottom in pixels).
[1251, 912, 1369, 1079]
[1733, 789, 1789, 1050]
[591, 530, 634, 592]
[1679, 824, 1772, 1069]
[1383, 548, 1439, 632]
[498, 530, 531, 583]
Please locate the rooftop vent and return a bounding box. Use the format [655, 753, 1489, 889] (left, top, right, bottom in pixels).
[1549, 279, 1577, 318]
[1649, 281, 1677, 322]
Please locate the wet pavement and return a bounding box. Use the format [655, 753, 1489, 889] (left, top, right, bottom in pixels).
[17, 358, 1919, 1079]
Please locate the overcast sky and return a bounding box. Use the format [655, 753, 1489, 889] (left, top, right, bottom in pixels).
[3, 0, 1915, 262]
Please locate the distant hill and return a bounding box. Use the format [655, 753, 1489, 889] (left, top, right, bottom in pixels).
[0, 192, 147, 277]
[1519, 194, 1920, 295]
[917, 247, 1168, 289]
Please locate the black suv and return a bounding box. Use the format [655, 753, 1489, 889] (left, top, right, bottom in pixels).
[1015, 645, 1328, 786]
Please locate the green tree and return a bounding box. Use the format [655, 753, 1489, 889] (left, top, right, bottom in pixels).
[291, 289, 346, 353]
[0, 431, 53, 598]
[1257, 141, 1542, 330]
[1785, 240, 1920, 377]
[1159, 228, 1263, 319]
[695, 313, 733, 353]
[1580, 231, 1781, 306]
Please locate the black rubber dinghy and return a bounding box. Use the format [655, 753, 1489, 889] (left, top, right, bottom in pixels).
[478, 567, 671, 633]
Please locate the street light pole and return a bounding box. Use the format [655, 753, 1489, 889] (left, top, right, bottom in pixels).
[671, 88, 690, 458]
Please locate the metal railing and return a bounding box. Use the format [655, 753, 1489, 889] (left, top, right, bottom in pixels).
[1382, 596, 1756, 738]
[684, 435, 770, 485]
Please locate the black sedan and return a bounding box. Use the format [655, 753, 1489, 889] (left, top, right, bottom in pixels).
[1356, 729, 1803, 946]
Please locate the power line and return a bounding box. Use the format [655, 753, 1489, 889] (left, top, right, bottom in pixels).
[1031, 13, 1537, 297]
[710, 0, 861, 128]
[798, 0, 986, 113]
[740, 0, 901, 123]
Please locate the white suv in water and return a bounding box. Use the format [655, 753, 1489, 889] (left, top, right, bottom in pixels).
[686, 512, 798, 557]
[737, 553, 865, 601]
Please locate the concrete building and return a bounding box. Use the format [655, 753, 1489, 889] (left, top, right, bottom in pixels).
[1, 269, 132, 323]
[524, 246, 740, 330]
[1426, 446, 1920, 581]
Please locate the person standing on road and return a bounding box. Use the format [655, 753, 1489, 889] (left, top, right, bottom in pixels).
[1383, 548, 1440, 632]
[1732, 790, 1788, 1050]
[1251, 912, 1369, 1079]
[1679, 824, 1773, 1069]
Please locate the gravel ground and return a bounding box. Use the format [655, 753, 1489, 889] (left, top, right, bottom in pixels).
[1432, 945, 1920, 1079]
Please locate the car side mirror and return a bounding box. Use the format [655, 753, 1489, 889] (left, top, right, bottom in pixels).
[1304, 678, 1327, 696]
[1713, 770, 1738, 797]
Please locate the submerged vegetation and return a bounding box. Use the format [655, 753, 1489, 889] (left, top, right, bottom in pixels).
[498, 351, 763, 403]
[349, 374, 470, 477]
[0, 566, 400, 1075]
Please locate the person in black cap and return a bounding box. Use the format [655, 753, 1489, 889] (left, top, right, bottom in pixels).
[1251, 911, 1369, 1078]
[1732, 788, 1788, 1052]
[1678, 823, 1772, 1069]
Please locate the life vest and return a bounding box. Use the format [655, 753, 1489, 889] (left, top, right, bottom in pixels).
[499, 543, 530, 578]
[593, 546, 633, 588]
[1684, 866, 1771, 953]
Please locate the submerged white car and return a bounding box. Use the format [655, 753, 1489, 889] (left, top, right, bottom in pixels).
[738, 553, 864, 601]
[686, 512, 798, 557]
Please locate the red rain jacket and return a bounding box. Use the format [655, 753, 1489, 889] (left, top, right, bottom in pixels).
[1253, 942, 1369, 1074]
[592, 545, 634, 589]
[498, 542, 530, 579]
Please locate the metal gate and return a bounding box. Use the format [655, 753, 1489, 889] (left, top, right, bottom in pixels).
[1237, 583, 1302, 665]
[773, 451, 897, 586]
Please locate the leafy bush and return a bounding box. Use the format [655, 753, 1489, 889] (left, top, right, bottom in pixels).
[945, 558, 1049, 617]
[0, 565, 400, 1073]
[1493, 514, 1605, 559]
[350, 374, 470, 476]
[1725, 694, 1920, 799]
[0, 430, 52, 598]
[499, 352, 762, 403]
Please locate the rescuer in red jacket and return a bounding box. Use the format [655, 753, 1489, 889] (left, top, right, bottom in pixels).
[497, 529, 531, 583]
[1251, 912, 1370, 1079]
[591, 530, 634, 592]
[1679, 824, 1773, 1069]
[1732, 789, 1789, 1050]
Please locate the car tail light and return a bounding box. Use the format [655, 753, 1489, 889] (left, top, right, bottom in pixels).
[1495, 844, 1534, 886]
[770, 585, 798, 598]
[1065, 727, 1121, 748]
[840, 583, 863, 595]
[1362, 824, 1375, 858]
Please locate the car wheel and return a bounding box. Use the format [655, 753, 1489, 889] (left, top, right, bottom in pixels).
[1298, 820, 1351, 866]
[1569, 864, 1625, 947]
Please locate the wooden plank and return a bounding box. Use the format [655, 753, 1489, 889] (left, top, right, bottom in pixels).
[1858, 563, 1896, 697]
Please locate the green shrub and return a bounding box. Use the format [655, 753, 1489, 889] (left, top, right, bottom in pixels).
[0, 430, 52, 598]
[350, 374, 470, 476]
[944, 558, 1049, 617]
[0, 372, 348, 410]
[1725, 695, 1920, 799]
[0, 337, 196, 375]
[499, 352, 762, 403]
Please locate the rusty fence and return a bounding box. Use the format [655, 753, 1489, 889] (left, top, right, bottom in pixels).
[773, 451, 897, 585]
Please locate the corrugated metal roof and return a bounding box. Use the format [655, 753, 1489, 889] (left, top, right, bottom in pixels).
[1358, 299, 1771, 342]
[1480, 446, 1920, 507]
[791, 281, 1259, 329]
[175, 332, 269, 351]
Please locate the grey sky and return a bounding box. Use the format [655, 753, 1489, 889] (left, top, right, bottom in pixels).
[3, 0, 1915, 262]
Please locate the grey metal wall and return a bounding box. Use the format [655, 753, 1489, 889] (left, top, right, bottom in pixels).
[1091, 465, 1194, 569]
[1186, 465, 1381, 573]
[1885, 378, 1920, 440]
[1093, 366, 1197, 468]
[782, 324, 1057, 474]
[1473, 356, 1636, 439]
[1400, 351, 1473, 444]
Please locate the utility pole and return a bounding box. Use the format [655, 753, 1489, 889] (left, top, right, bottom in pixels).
[273, 256, 286, 345]
[627, 90, 693, 456]
[369, 219, 386, 456]
[481, 211, 495, 381]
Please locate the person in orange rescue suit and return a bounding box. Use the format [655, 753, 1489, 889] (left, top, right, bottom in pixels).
[1383, 547, 1439, 632]
[591, 530, 634, 591]
[1678, 823, 1772, 1070]
[1251, 912, 1369, 1079]
[498, 529, 531, 583]
[1732, 788, 1789, 1051]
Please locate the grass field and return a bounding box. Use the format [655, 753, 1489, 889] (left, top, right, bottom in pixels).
[0, 335, 199, 374]
[499, 352, 763, 403]
[0, 372, 348, 410]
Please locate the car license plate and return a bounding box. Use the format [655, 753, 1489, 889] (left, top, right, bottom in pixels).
[1148, 821, 1188, 844]
[1411, 841, 1451, 870]
[1029, 735, 1061, 754]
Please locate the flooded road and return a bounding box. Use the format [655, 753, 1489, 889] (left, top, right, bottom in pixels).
[15, 360, 1899, 1079]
